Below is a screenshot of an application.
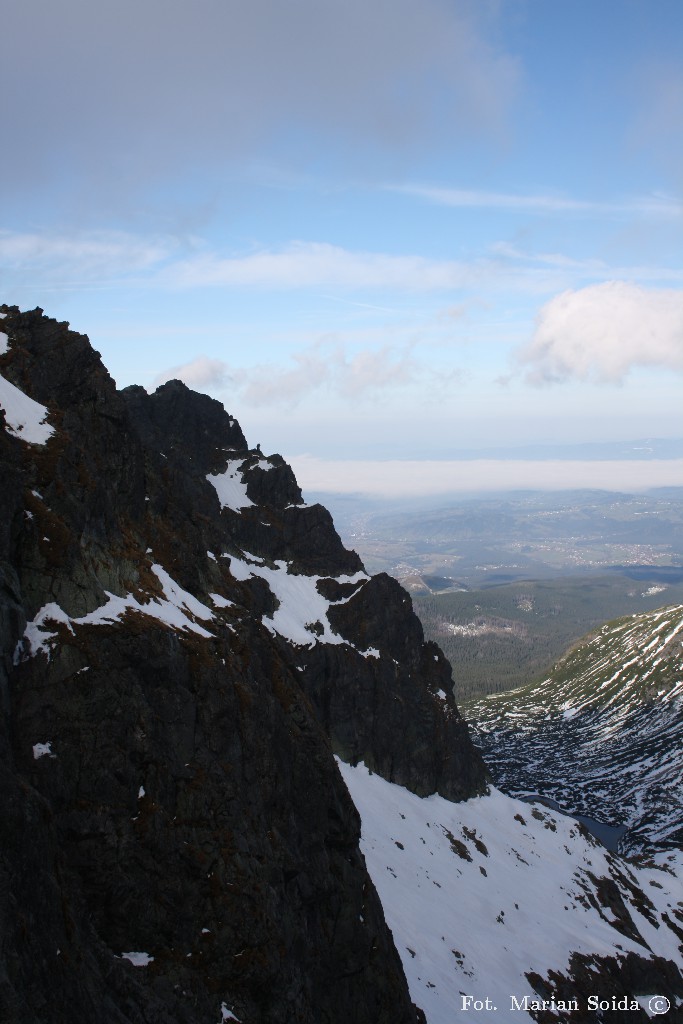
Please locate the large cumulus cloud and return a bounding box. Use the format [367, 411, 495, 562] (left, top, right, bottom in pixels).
[519, 281, 683, 384]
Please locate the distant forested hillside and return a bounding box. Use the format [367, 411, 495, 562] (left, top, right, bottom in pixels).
[414, 573, 683, 700]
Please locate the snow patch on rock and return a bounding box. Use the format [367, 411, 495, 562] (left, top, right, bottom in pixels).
[121, 952, 154, 966]
[20, 564, 216, 659]
[207, 461, 254, 510]
[228, 556, 368, 647]
[219, 1003, 241, 1022]
[0, 373, 54, 444]
[32, 742, 55, 759]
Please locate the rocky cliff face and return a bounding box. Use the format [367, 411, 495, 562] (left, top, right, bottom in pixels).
[0, 305, 487, 1024]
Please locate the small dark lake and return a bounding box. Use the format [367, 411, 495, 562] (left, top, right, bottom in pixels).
[522, 795, 629, 853]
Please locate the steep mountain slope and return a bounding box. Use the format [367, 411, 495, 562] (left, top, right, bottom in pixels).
[465, 605, 683, 855]
[1, 305, 682, 1024]
[0, 305, 485, 1024]
[341, 762, 683, 1024]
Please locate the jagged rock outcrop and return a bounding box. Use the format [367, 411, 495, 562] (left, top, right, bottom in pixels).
[0, 305, 486, 1023]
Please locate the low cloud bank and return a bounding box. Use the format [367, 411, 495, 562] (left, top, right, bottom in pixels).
[288, 455, 683, 499]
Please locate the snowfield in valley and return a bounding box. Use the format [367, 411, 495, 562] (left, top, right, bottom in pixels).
[339, 760, 683, 1024]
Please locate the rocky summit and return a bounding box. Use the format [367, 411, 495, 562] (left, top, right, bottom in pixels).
[0, 305, 487, 1024]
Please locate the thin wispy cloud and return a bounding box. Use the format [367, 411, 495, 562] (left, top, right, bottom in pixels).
[160, 242, 475, 292]
[491, 242, 683, 285]
[0, 230, 175, 278]
[156, 241, 683, 294]
[4, 230, 683, 302]
[154, 356, 232, 390]
[389, 184, 683, 219]
[155, 338, 430, 409]
[2, 231, 476, 294]
[322, 294, 408, 315]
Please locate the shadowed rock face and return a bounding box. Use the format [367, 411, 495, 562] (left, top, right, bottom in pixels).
[0, 306, 485, 1024]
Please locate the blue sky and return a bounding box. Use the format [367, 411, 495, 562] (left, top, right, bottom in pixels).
[2, 0, 682, 496]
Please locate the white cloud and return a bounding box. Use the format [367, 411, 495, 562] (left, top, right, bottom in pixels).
[491, 242, 683, 284]
[0, 231, 480, 294]
[0, 230, 172, 270]
[389, 184, 683, 219]
[155, 356, 232, 390]
[288, 454, 683, 499]
[161, 241, 683, 299]
[240, 345, 331, 407]
[4, 228, 682, 301]
[153, 337, 420, 409]
[337, 346, 417, 398]
[1, 230, 479, 295]
[519, 282, 683, 384]
[0, 229, 175, 288]
[235, 339, 418, 407]
[161, 242, 474, 292]
[157, 240, 596, 295]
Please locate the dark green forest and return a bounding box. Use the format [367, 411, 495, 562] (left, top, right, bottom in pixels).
[413, 573, 683, 702]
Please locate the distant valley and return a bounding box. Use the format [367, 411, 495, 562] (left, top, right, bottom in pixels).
[415, 573, 683, 700]
[465, 604, 683, 857]
[319, 487, 683, 585]
[320, 487, 683, 699]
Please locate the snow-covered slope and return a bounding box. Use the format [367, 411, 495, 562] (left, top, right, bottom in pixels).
[465, 605, 683, 855]
[340, 761, 683, 1023]
[0, 370, 54, 443]
[1, 308, 54, 442]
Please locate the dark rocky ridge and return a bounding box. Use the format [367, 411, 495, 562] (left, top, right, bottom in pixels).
[0, 306, 487, 1024]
